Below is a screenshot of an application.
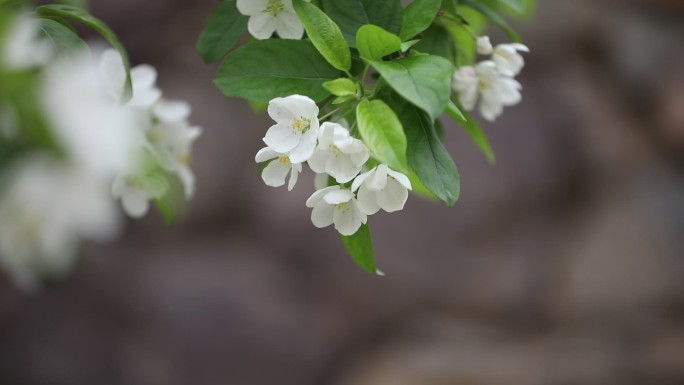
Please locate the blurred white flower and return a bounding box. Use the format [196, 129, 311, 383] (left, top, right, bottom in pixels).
[492, 43, 529, 77]
[98, 48, 162, 109]
[476, 36, 493, 55]
[0, 156, 121, 290]
[352, 164, 411, 215]
[255, 147, 302, 191]
[307, 122, 369, 183]
[111, 172, 169, 218]
[264, 94, 319, 163]
[42, 50, 140, 179]
[236, 0, 306, 40]
[306, 185, 366, 236]
[2, 16, 51, 69]
[452, 60, 522, 121]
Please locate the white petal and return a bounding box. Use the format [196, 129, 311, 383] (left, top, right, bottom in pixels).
[356, 185, 380, 215]
[98, 49, 126, 100]
[326, 155, 361, 184]
[493, 78, 522, 106]
[476, 36, 493, 55]
[511, 43, 530, 52]
[276, 11, 304, 40]
[129, 87, 162, 109]
[311, 203, 335, 228]
[376, 178, 409, 212]
[479, 94, 504, 122]
[261, 160, 290, 188]
[287, 163, 300, 191]
[351, 169, 372, 192]
[121, 189, 150, 218]
[264, 123, 300, 153]
[237, 0, 268, 15]
[154, 101, 191, 123]
[307, 149, 329, 173]
[317, 122, 338, 147]
[177, 165, 196, 199]
[333, 201, 365, 236]
[288, 129, 317, 163]
[268, 96, 299, 123]
[386, 168, 412, 190]
[255, 147, 280, 163]
[365, 165, 388, 191]
[248, 12, 278, 40]
[459, 86, 478, 111]
[306, 186, 339, 207]
[131, 64, 157, 89]
[323, 188, 354, 205]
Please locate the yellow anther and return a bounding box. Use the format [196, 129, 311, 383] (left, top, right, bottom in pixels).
[278, 155, 290, 165]
[291, 117, 311, 133]
[265, 0, 285, 16]
[330, 145, 342, 156]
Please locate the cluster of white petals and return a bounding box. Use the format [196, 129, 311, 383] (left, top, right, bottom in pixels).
[452, 38, 529, 121]
[98, 49, 202, 217]
[236, 0, 308, 40]
[255, 94, 411, 236]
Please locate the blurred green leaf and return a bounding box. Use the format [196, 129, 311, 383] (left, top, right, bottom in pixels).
[340, 223, 379, 274]
[446, 100, 495, 163]
[321, 0, 402, 48]
[196, 0, 248, 64]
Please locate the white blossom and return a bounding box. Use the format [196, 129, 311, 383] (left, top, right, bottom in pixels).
[352, 164, 412, 215]
[452, 60, 522, 122]
[2, 16, 51, 69]
[98, 48, 162, 109]
[0, 156, 121, 290]
[111, 173, 169, 218]
[255, 147, 302, 191]
[305, 186, 367, 236]
[263, 94, 320, 163]
[476, 36, 493, 55]
[492, 43, 529, 77]
[236, 0, 307, 40]
[307, 122, 369, 183]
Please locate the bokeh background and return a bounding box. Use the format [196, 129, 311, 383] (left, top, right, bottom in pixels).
[2, 0, 684, 384]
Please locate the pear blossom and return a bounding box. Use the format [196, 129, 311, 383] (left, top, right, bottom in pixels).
[0, 156, 121, 290]
[306, 186, 367, 236]
[255, 147, 302, 191]
[352, 164, 412, 215]
[236, 0, 307, 40]
[263, 94, 320, 163]
[452, 60, 522, 121]
[111, 173, 169, 218]
[492, 43, 529, 77]
[476, 36, 493, 55]
[307, 122, 369, 183]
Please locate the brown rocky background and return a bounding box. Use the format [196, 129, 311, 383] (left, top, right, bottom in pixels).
[1, 0, 684, 384]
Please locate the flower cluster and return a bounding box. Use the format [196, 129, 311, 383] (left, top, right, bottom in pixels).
[0, 15, 200, 289]
[452, 36, 529, 121]
[255, 95, 411, 236]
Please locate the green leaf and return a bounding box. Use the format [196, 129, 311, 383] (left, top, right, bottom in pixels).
[498, 0, 537, 17]
[322, 0, 402, 48]
[294, 0, 351, 71]
[407, 170, 439, 201]
[356, 99, 407, 172]
[461, 0, 521, 42]
[340, 223, 379, 274]
[356, 24, 401, 60]
[38, 18, 89, 53]
[369, 55, 452, 121]
[323, 78, 357, 96]
[214, 39, 341, 103]
[196, 0, 248, 64]
[36, 4, 133, 101]
[412, 24, 454, 61]
[446, 100, 495, 163]
[399, 0, 442, 41]
[382, 90, 460, 206]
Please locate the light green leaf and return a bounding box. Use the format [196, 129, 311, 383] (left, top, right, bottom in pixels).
[399, 0, 442, 41]
[37, 4, 133, 101]
[370, 55, 452, 121]
[446, 100, 495, 163]
[356, 99, 407, 172]
[356, 24, 401, 60]
[323, 78, 357, 96]
[382, 90, 460, 206]
[462, 0, 521, 42]
[196, 0, 248, 64]
[214, 39, 341, 103]
[498, 0, 537, 17]
[340, 223, 379, 274]
[294, 0, 351, 71]
[322, 0, 402, 48]
[38, 18, 89, 53]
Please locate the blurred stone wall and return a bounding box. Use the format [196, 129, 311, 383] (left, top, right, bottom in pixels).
[1, 1, 683, 384]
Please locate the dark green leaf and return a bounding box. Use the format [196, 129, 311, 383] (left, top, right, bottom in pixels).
[356, 99, 407, 172]
[322, 0, 402, 48]
[294, 0, 351, 71]
[399, 0, 442, 41]
[356, 24, 401, 60]
[370, 55, 452, 121]
[37, 4, 133, 101]
[214, 39, 341, 103]
[340, 223, 379, 274]
[446, 100, 495, 163]
[38, 18, 88, 54]
[412, 24, 454, 61]
[196, 0, 248, 64]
